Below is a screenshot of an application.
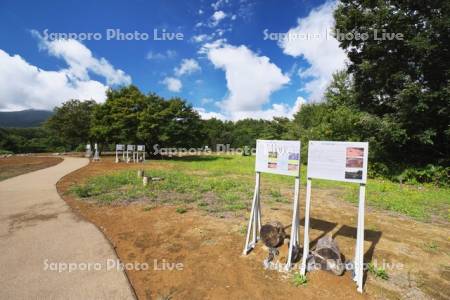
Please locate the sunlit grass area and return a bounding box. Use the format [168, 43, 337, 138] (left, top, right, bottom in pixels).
[71, 155, 450, 221]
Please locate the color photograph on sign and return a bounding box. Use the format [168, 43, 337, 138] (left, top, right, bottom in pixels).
[255, 140, 301, 177]
[307, 141, 368, 183]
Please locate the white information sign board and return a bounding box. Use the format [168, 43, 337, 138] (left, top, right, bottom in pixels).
[244, 140, 302, 270]
[302, 140, 369, 293]
[307, 141, 368, 183]
[255, 140, 301, 177]
[127, 145, 135, 151]
[137, 145, 145, 151]
[116, 144, 124, 151]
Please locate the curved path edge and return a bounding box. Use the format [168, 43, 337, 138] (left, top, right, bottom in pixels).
[0, 157, 135, 299]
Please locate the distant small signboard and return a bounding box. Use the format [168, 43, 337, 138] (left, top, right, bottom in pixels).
[255, 140, 301, 177]
[116, 144, 124, 151]
[307, 141, 368, 183]
[137, 145, 145, 151]
[127, 145, 135, 151]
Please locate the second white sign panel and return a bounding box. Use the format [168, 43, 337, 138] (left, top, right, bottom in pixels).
[307, 141, 368, 184]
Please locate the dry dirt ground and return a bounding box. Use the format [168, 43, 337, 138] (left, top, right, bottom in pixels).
[0, 156, 62, 181]
[57, 158, 450, 300]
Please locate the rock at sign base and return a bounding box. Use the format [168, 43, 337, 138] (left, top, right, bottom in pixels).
[260, 221, 286, 248]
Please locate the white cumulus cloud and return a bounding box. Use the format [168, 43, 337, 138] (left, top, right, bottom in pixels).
[279, 1, 347, 102]
[192, 34, 211, 43]
[0, 49, 108, 111]
[196, 41, 304, 120]
[194, 107, 226, 120]
[205, 42, 290, 113]
[0, 32, 132, 111]
[146, 49, 177, 60]
[227, 96, 306, 121]
[174, 59, 201, 76]
[33, 30, 131, 86]
[211, 11, 227, 26]
[161, 77, 182, 92]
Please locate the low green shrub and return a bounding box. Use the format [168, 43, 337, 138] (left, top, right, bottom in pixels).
[398, 165, 450, 186]
[369, 163, 450, 187]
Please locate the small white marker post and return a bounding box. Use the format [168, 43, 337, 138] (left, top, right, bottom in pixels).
[92, 143, 100, 161]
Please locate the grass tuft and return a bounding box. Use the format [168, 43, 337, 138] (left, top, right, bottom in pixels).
[176, 207, 188, 214]
[292, 272, 307, 286]
[368, 262, 389, 280]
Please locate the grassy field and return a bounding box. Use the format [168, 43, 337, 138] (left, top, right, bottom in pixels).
[71, 155, 450, 222]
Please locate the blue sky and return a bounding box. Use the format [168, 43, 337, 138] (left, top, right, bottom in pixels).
[0, 0, 347, 120]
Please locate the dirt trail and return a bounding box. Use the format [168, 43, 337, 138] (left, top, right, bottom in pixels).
[57, 159, 450, 300]
[0, 155, 62, 181]
[0, 157, 135, 299]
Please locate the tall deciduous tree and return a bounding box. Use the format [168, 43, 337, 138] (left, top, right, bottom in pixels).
[45, 99, 97, 150]
[334, 0, 450, 164]
[137, 96, 205, 155]
[90, 85, 146, 146]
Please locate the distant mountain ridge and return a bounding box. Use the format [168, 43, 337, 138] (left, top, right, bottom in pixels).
[0, 109, 53, 128]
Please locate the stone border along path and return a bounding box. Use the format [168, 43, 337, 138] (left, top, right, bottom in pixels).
[0, 157, 135, 299]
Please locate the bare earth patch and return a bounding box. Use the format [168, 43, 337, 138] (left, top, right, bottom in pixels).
[58, 157, 450, 300]
[0, 156, 62, 181]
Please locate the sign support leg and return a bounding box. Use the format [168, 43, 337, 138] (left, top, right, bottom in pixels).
[355, 183, 366, 292]
[286, 176, 300, 270]
[243, 172, 261, 255]
[300, 178, 312, 275]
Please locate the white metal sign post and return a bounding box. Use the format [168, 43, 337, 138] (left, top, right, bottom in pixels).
[136, 145, 145, 162]
[126, 145, 135, 163]
[243, 171, 262, 255]
[85, 144, 92, 158]
[115, 144, 125, 163]
[243, 140, 301, 270]
[93, 143, 100, 161]
[300, 141, 368, 293]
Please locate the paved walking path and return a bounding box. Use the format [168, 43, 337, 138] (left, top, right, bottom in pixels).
[0, 157, 135, 299]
